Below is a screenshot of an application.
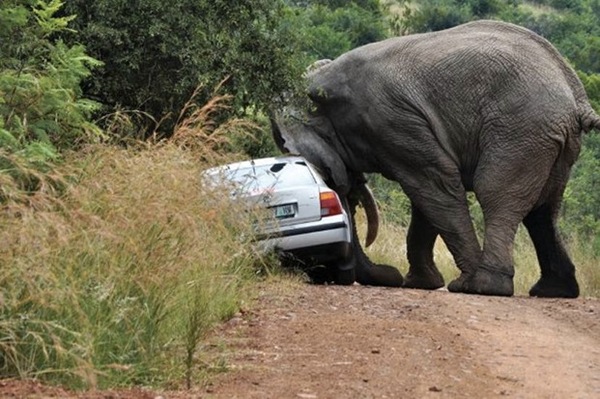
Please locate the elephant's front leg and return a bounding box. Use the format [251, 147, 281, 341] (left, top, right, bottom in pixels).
[390, 155, 482, 293]
[346, 194, 403, 287]
[404, 204, 445, 290]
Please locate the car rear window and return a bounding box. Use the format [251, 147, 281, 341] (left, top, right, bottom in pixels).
[229, 162, 316, 190]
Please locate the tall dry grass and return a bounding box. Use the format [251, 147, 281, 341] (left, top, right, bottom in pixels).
[0, 94, 273, 389]
[356, 209, 600, 297]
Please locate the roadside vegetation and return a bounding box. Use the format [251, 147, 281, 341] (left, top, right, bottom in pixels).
[0, 0, 599, 392]
[0, 143, 272, 389]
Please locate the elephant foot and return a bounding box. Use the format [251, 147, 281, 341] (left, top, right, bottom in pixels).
[529, 275, 579, 298]
[403, 269, 445, 290]
[448, 267, 514, 296]
[357, 264, 403, 287]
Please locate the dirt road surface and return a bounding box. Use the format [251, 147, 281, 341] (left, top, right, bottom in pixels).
[205, 283, 600, 399]
[1, 282, 599, 398]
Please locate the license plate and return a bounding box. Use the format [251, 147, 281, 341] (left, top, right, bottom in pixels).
[274, 204, 295, 219]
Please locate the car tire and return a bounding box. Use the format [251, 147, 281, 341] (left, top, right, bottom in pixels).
[305, 265, 335, 284]
[334, 267, 355, 285]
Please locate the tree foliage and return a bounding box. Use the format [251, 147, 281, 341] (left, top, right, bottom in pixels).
[0, 0, 102, 200]
[391, 0, 509, 35]
[0, 0, 101, 157]
[59, 0, 305, 137]
[288, 1, 388, 60]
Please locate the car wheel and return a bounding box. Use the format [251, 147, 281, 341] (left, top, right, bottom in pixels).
[305, 265, 335, 284]
[334, 267, 355, 285]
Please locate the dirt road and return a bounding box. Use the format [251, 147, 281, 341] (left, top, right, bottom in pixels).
[205, 282, 600, 399]
[1, 282, 598, 398]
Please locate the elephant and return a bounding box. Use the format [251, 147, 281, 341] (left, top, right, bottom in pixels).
[271, 20, 600, 298]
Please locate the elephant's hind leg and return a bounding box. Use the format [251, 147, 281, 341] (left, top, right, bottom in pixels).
[461, 137, 564, 297]
[404, 204, 445, 289]
[524, 204, 579, 298]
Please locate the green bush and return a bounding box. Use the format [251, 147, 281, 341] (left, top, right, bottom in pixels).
[0, 0, 102, 198]
[0, 0, 102, 155]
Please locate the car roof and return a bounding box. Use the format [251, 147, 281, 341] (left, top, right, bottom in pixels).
[206, 155, 310, 172]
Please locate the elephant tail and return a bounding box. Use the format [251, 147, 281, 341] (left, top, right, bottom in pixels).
[579, 105, 600, 133]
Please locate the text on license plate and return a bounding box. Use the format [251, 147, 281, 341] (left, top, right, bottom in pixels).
[274, 204, 295, 218]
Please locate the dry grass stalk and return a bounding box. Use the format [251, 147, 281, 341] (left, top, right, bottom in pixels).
[169, 84, 259, 163]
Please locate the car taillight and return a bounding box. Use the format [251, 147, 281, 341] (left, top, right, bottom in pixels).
[319, 191, 343, 216]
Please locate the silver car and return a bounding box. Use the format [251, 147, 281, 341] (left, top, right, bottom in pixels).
[203, 155, 353, 283]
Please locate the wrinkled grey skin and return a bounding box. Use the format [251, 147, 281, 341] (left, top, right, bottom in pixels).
[272, 20, 600, 297]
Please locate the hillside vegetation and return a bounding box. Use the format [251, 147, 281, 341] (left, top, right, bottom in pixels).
[0, 0, 599, 391]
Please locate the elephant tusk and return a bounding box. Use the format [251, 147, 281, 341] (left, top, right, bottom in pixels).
[358, 184, 379, 247]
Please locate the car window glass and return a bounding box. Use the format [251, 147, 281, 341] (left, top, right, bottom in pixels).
[230, 162, 316, 191]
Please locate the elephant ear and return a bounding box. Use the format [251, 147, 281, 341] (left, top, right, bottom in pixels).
[271, 112, 350, 195]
